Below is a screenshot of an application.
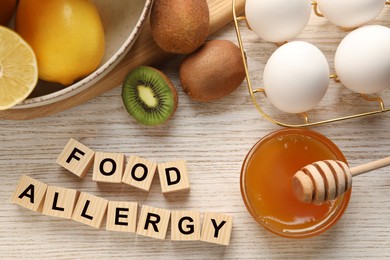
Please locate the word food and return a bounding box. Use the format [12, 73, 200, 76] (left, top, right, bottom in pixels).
[11, 175, 233, 246]
[56, 138, 190, 193]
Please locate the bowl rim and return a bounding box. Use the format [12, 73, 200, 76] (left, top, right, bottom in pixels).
[14, 0, 153, 109]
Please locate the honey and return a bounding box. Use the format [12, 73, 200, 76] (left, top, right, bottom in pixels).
[241, 129, 351, 238]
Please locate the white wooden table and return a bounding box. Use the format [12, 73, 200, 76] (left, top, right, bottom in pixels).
[1, 10, 390, 259]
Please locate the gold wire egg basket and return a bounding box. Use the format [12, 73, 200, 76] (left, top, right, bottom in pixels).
[232, 0, 390, 127]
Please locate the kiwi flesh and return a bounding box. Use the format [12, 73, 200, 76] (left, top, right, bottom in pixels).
[122, 66, 178, 126]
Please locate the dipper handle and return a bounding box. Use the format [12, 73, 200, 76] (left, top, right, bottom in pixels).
[351, 156, 390, 177]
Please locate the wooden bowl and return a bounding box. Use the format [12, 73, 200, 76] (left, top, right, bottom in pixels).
[12, 0, 152, 109]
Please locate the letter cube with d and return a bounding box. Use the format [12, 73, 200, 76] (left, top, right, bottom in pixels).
[158, 160, 190, 194]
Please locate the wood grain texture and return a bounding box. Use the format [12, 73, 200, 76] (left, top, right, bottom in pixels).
[1, 5, 390, 260]
[0, 0, 246, 120]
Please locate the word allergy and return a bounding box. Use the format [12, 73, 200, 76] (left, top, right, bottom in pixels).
[11, 139, 233, 246]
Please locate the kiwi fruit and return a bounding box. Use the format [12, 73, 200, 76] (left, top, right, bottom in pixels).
[179, 40, 246, 102]
[150, 0, 209, 54]
[122, 66, 178, 126]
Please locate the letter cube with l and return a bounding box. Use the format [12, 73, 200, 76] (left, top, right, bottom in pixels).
[171, 210, 201, 241]
[72, 192, 108, 228]
[158, 160, 190, 194]
[11, 175, 47, 212]
[136, 205, 170, 239]
[42, 186, 78, 219]
[56, 138, 95, 178]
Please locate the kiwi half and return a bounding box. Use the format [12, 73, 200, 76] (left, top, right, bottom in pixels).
[122, 66, 178, 126]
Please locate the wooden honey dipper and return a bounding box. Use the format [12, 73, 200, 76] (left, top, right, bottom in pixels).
[292, 157, 390, 204]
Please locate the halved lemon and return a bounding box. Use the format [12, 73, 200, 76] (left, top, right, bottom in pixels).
[0, 26, 38, 110]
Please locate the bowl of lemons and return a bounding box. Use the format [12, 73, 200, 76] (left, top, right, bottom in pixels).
[0, 0, 152, 110]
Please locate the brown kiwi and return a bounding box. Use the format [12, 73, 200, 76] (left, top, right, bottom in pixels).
[122, 66, 178, 126]
[179, 40, 246, 102]
[150, 0, 209, 54]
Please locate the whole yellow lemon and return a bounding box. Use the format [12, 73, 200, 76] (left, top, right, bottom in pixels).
[16, 0, 105, 85]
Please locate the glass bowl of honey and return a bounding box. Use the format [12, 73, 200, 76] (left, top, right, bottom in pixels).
[241, 128, 351, 238]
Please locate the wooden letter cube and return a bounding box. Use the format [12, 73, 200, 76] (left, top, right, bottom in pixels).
[106, 201, 138, 232]
[158, 160, 190, 194]
[11, 175, 47, 212]
[42, 186, 79, 219]
[122, 156, 157, 191]
[136, 205, 170, 240]
[200, 212, 233, 246]
[92, 152, 125, 183]
[56, 138, 95, 179]
[72, 192, 108, 228]
[171, 210, 201, 241]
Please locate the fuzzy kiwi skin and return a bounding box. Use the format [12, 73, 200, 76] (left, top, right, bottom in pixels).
[179, 40, 246, 102]
[122, 66, 178, 126]
[150, 0, 209, 54]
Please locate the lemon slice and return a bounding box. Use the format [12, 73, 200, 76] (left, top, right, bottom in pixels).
[0, 26, 38, 110]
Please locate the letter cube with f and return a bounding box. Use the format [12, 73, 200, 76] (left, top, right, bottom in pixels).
[56, 138, 95, 178]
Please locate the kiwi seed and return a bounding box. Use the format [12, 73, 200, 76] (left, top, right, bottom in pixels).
[122, 66, 178, 126]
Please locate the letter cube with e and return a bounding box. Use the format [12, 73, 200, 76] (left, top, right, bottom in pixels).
[56, 138, 95, 178]
[106, 201, 138, 232]
[158, 160, 190, 194]
[136, 205, 170, 239]
[11, 175, 48, 212]
[200, 212, 233, 246]
[171, 210, 201, 241]
[122, 156, 157, 191]
[92, 152, 125, 183]
[42, 186, 78, 219]
[72, 192, 108, 228]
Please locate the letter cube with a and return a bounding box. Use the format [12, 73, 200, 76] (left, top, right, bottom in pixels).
[11, 175, 47, 212]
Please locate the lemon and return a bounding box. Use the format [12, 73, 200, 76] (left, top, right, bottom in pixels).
[16, 0, 105, 86]
[0, 26, 38, 110]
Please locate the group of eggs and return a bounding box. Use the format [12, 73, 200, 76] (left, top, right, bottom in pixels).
[245, 0, 390, 114]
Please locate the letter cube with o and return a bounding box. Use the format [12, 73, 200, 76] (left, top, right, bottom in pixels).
[92, 152, 125, 183]
[122, 156, 157, 191]
[56, 138, 95, 178]
[158, 160, 190, 194]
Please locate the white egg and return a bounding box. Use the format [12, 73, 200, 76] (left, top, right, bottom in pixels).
[335, 25, 390, 94]
[264, 41, 329, 114]
[245, 0, 311, 43]
[316, 0, 386, 28]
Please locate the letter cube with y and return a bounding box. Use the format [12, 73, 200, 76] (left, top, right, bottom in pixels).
[42, 186, 78, 219]
[72, 192, 108, 228]
[136, 205, 170, 240]
[106, 201, 138, 232]
[200, 212, 233, 246]
[56, 138, 95, 178]
[122, 156, 157, 191]
[158, 160, 190, 194]
[171, 210, 201, 241]
[92, 152, 125, 183]
[11, 175, 48, 212]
